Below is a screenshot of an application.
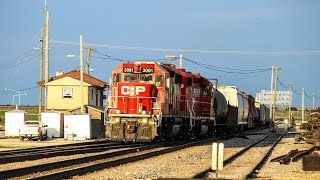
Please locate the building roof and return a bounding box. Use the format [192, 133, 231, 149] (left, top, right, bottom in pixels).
[37, 70, 107, 88]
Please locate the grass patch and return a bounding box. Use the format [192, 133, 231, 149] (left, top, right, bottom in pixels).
[0, 110, 5, 126]
[0, 107, 40, 126]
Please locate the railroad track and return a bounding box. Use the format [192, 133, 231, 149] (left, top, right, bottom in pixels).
[0, 139, 109, 156]
[193, 133, 284, 179]
[0, 138, 217, 179]
[0, 141, 145, 164]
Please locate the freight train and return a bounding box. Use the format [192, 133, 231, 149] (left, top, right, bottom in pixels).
[105, 61, 270, 142]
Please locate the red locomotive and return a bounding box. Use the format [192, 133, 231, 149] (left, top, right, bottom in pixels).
[105, 61, 269, 142]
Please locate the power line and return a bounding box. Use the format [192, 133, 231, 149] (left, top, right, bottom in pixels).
[277, 77, 289, 89]
[183, 57, 271, 72]
[51, 39, 320, 55]
[292, 87, 302, 95]
[182, 57, 271, 74]
[91, 55, 169, 63]
[0, 86, 38, 96]
[91, 49, 129, 62]
[305, 91, 313, 99]
[0, 52, 39, 71]
[0, 49, 36, 67]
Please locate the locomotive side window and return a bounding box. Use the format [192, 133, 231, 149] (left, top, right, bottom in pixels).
[113, 73, 121, 83]
[203, 86, 210, 96]
[140, 74, 153, 82]
[124, 74, 137, 82]
[155, 75, 163, 87]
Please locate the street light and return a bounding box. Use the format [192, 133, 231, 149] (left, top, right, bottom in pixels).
[5, 88, 27, 106]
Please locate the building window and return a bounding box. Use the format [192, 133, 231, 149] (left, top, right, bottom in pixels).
[62, 87, 73, 98]
[91, 89, 94, 100]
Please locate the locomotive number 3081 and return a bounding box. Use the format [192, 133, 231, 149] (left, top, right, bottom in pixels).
[141, 68, 154, 73]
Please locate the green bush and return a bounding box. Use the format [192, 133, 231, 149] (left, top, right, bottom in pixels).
[0, 110, 5, 126]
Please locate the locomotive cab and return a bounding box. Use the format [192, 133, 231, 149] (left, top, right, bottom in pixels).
[106, 62, 163, 142]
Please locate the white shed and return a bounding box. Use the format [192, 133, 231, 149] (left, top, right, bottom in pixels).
[64, 114, 91, 140]
[41, 111, 64, 138]
[5, 109, 27, 137]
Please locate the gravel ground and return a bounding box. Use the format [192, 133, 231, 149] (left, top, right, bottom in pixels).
[208, 134, 280, 179]
[74, 134, 267, 179]
[0, 148, 123, 172]
[2, 127, 320, 179]
[257, 135, 320, 180]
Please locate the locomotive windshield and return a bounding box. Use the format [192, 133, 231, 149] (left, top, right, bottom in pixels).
[140, 74, 153, 82]
[124, 74, 137, 82]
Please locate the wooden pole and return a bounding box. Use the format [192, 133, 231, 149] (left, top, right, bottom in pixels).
[39, 28, 44, 113]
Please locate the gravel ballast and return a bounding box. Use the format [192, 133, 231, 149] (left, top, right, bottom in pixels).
[75, 134, 266, 179]
[2, 127, 320, 179]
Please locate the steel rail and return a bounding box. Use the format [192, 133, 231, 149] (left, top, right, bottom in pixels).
[193, 133, 271, 178]
[0, 139, 111, 156]
[0, 143, 142, 164]
[244, 133, 284, 179]
[0, 138, 216, 179]
[0, 143, 151, 179]
[30, 138, 217, 180]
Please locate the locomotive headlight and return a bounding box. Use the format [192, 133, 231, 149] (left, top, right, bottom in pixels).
[114, 117, 120, 123]
[142, 118, 148, 124]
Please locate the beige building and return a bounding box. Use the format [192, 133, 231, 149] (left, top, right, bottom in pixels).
[38, 70, 107, 114]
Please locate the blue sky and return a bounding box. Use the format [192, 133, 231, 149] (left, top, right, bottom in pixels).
[0, 0, 319, 107]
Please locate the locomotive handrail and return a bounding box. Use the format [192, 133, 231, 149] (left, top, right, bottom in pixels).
[135, 96, 161, 112]
[107, 95, 161, 115]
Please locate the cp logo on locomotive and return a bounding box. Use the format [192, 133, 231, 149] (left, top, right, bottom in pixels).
[121, 86, 146, 96]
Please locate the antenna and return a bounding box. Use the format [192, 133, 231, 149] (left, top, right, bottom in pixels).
[166, 55, 176, 65]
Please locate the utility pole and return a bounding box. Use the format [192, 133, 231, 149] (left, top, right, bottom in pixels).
[302, 88, 305, 123]
[166, 55, 176, 65]
[85, 47, 94, 75]
[45, 9, 49, 83]
[272, 66, 279, 131]
[44, 6, 50, 111]
[39, 28, 44, 113]
[269, 66, 274, 132]
[313, 92, 315, 109]
[288, 82, 292, 126]
[179, 54, 183, 68]
[80, 35, 84, 113]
